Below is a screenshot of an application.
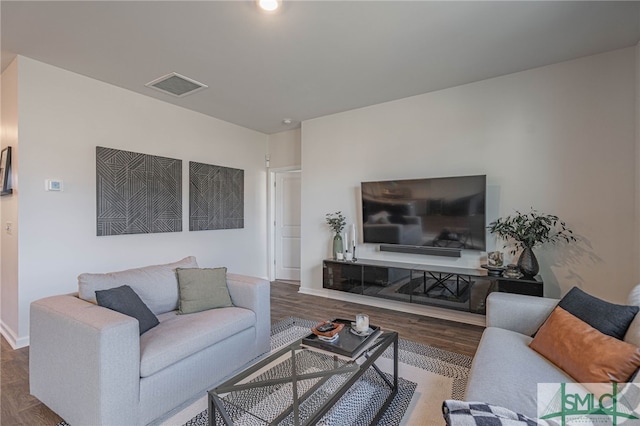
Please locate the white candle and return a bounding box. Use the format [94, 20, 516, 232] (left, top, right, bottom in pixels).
[351, 223, 356, 248]
[356, 314, 369, 332]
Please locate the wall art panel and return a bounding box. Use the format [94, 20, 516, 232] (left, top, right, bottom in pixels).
[96, 146, 182, 236]
[189, 161, 244, 231]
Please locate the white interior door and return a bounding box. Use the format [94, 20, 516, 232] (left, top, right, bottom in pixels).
[275, 171, 301, 281]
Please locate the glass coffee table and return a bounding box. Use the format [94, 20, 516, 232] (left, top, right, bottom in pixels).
[208, 324, 398, 425]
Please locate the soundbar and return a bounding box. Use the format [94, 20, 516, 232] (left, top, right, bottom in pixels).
[379, 244, 462, 258]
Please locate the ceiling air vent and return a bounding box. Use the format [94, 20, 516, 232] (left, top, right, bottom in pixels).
[145, 72, 208, 97]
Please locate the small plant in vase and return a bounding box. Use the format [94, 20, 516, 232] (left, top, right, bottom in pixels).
[325, 211, 346, 260]
[487, 209, 576, 278]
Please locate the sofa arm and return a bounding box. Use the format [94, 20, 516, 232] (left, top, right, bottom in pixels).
[30, 294, 140, 426]
[486, 292, 559, 336]
[227, 274, 271, 355]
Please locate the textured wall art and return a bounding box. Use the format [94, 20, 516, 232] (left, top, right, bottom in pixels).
[189, 161, 244, 231]
[96, 146, 182, 236]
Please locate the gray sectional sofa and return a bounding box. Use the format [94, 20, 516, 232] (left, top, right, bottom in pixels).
[29, 256, 270, 426]
[465, 288, 640, 419]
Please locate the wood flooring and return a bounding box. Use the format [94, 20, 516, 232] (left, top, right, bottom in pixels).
[1, 281, 484, 425]
[270, 281, 484, 357]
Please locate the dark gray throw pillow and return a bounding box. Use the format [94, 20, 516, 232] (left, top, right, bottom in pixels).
[96, 285, 160, 335]
[558, 286, 638, 340]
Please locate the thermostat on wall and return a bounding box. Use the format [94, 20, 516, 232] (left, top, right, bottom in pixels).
[45, 179, 63, 191]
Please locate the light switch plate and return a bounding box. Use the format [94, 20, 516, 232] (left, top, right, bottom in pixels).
[45, 179, 63, 191]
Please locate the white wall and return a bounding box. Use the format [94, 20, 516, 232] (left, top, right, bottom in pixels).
[636, 40, 640, 284]
[0, 58, 20, 343]
[3, 56, 269, 347]
[268, 128, 301, 169]
[301, 47, 637, 305]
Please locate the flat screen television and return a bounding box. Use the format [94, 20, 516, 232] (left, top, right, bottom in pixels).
[361, 175, 486, 251]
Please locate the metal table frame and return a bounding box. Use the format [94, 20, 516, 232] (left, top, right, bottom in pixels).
[420, 270, 472, 298]
[208, 332, 399, 426]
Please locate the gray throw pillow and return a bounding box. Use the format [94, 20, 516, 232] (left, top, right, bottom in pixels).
[558, 286, 639, 340]
[96, 285, 160, 335]
[176, 267, 233, 314]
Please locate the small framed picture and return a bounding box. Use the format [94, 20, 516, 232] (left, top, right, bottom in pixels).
[0, 146, 13, 195]
[487, 250, 504, 267]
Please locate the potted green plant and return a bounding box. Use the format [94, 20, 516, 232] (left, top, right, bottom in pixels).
[325, 211, 346, 260]
[487, 209, 576, 278]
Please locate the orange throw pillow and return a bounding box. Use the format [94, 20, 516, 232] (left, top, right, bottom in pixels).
[530, 306, 640, 383]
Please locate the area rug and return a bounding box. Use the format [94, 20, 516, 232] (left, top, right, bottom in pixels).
[158, 317, 472, 426]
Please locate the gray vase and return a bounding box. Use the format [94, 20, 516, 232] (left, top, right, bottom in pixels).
[518, 246, 539, 278]
[332, 233, 344, 260]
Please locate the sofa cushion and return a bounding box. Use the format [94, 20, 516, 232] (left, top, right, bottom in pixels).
[78, 256, 198, 315]
[96, 285, 159, 335]
[530, 306, 640, 383]
[558, 286, 638, 340]
[139, 306, 255, 377]
[625, 313, 640, 347]
[465, 327, 572, 419]
[176, 267, 233, 314]
[625, 284, 640, 346]
[628, 284, 640, 306]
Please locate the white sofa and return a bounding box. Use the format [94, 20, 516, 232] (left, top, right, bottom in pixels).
[29, 257, 270, 426]
[465, 288, 640, 419]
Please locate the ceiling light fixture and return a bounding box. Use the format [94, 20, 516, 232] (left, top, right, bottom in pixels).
[282, 119, 293, 125]
[257, 0, 281, 12]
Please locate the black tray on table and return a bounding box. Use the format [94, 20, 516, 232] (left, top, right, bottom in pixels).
[301, 318, 382, 358]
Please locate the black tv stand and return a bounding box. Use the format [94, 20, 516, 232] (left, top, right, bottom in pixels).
[322, 258, 543, 315]
[420, 270, 471, 298]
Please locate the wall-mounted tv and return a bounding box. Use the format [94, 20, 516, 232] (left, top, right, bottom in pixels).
[361, 175, 486, 251]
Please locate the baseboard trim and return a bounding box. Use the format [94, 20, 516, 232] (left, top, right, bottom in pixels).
[1, 321, 29, 349]
[298, 287, 486, 327]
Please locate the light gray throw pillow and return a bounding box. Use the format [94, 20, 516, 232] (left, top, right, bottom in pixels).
[78, 256, 199, 315]
[176, 267, 233, 314]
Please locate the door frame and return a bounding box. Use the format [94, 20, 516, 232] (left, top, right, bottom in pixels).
[268, 166, 301, 282]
